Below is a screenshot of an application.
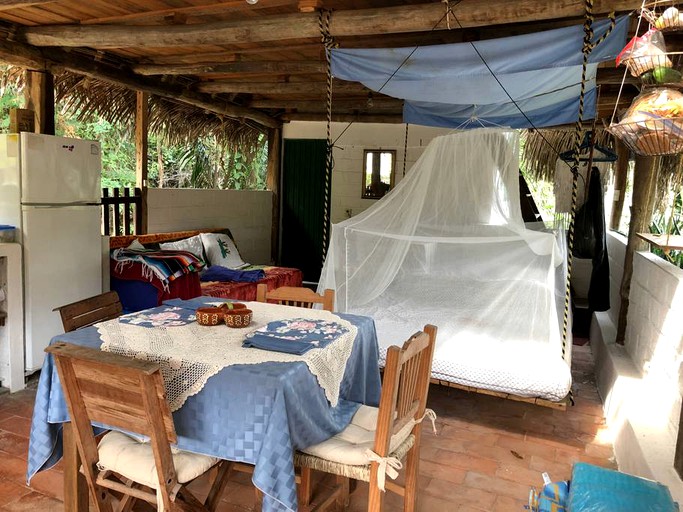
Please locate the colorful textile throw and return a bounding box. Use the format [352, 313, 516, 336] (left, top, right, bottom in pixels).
[118, 306, 196, 328]
[243, 318, 350, 355]
[200, 265, 266, 283]
[112, 248, 205, 289]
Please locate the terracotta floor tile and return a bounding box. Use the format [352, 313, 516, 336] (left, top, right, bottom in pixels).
[492, 494, 529, 511]
[464, 471, 531, 501]
[0, 432, 29, 459]
[0, 491, 63, 512]
[0, 456, 28, 485]
[26, 468, 63, 501]
[0, 418, 31, 440]
[0, 480, 31, 508]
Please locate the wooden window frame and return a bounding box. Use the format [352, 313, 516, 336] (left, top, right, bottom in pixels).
[362, 149, 396, 200]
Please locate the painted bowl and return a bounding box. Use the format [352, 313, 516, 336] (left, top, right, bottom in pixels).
[196, 307, 224, 326]
[224, 308, 253, 328]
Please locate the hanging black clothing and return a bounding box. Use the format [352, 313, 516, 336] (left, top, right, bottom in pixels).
[573, 167, 610, 312]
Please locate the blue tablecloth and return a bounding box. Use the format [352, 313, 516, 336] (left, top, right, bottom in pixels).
[27, 297, 381, 512]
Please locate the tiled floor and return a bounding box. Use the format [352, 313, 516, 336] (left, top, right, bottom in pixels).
[0, 344, 614, 511]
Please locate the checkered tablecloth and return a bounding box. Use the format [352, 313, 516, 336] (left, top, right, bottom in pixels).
[27, 297, 381, 512]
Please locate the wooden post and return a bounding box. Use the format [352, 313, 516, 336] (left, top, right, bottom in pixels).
[615, 155, 658, 345]
[23, 69, 54, 135]
[135, 91, 149, 234]
[266, 126, 282, 264]
[610, 140, 630, 231]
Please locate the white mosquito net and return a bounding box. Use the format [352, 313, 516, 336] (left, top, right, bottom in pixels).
[319, 128, 571, 399]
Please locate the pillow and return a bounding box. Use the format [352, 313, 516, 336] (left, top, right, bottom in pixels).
[160, 235, 205, 260]
[126, 240, 146, 251]
[200, 232, 247, 269]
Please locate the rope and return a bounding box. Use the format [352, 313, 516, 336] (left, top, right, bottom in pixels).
[319, 9, 338, 264]
[403, 123, 409, 176]
[562, 0, 600, 364]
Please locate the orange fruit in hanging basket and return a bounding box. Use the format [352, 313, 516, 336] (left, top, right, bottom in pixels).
[196, 307, 224, 326]
[224, 308, 253, 328]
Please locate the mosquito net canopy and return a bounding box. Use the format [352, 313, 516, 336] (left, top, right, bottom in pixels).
[319, 129, 570, 398]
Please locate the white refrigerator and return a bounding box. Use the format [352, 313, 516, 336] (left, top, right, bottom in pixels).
[0, 133, 102, 372]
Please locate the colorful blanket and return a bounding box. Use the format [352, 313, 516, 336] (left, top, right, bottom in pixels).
[111, 248, 205, 287]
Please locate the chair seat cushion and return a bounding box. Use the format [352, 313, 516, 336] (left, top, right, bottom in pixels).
[301, 405, 414, 466]
[97, 431, 219, 489]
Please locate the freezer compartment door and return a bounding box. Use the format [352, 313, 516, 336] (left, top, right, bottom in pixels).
[20, 133, 101, 204]
[22, 205, 102, 371]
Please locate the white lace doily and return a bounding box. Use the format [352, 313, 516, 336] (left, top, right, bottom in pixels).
[98, 302, 357, 411]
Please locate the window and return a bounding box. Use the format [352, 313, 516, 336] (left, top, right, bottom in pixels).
[362, 150, 395, 199]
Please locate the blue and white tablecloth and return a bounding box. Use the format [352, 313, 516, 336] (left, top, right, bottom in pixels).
[27, 297, 381, 512]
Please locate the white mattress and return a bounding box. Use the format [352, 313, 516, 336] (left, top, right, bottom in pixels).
[351, 275, 573, 402]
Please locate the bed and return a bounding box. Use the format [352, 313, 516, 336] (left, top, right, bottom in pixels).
[109, 229, 302, 311]
[318, 129, 573, 408]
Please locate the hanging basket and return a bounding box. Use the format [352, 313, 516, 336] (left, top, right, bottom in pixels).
[608, 117, 683, 155]
[642, 1, 683, 32]
[624, 52, 683, 86]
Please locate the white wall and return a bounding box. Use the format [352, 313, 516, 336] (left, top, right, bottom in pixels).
[146, 188, 272, 264]
[282, 122, 451, 223]
[625, 251, 683, 437]
[592, 233, 683, 502]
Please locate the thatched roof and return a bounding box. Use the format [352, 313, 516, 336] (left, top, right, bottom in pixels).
[522, 128, 683, 210]
[54, 73, 264, 153]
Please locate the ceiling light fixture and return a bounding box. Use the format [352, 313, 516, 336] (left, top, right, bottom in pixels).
[246, 0, 259, 4]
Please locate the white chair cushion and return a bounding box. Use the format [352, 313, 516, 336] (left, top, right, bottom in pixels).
[97, 431, 219, 489]
[301, 405, 415, 466]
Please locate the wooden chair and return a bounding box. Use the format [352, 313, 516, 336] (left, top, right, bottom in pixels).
[54, 291, 123, 332]
[256, 284, 335, 312]
[45, 342, 233, 512]
[294, 325, 438, 512]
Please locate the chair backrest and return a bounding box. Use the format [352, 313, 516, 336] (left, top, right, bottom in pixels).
[373, 325, 437, 458]
[45, 342, 177, 508]
[55, 291, 123, 333]
[256, 284, 335, 312]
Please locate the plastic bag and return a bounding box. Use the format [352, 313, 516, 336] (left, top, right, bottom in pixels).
[617, 29, 672, 77]
[529, 473, 570, 512]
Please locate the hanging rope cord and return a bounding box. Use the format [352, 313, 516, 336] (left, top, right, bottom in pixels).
[320, 9, 339, 263]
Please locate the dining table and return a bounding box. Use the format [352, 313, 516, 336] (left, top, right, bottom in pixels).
[27, 296, 382, 512]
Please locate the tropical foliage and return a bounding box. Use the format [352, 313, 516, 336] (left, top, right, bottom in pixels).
[650, 190, 683, 269]
[0, 78, 268, 190]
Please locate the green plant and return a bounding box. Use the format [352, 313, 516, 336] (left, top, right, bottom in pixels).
[650, 190, 683, 269]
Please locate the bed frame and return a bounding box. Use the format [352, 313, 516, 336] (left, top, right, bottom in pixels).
[430, 378, 570, 410]
[109, 228, 228, 249]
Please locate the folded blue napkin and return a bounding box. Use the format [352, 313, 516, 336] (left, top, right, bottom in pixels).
[200, 265, 266, 283]
[243, 318, 349, 355]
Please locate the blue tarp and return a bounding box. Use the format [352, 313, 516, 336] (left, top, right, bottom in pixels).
[330, 16, 629, 129]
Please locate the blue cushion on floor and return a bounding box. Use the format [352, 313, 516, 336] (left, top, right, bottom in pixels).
[568, 463, 679, 511]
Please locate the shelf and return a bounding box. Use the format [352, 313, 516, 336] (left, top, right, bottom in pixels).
[637, 232, 683, 252]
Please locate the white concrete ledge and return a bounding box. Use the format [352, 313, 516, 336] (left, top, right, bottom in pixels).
[592, 310, 683, 504]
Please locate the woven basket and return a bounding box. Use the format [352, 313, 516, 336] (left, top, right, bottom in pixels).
[627, 52, 683, 86]
[608, 117, 683, 155]
[224, 309, 253, 328]
[642, 1, 683, 32]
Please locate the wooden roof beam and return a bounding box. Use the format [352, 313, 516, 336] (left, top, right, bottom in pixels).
[134, 60, 325, 76]
[197, 80, 370, 95]
[0, 38, 278, 129]
[21, 0, 640, 49]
